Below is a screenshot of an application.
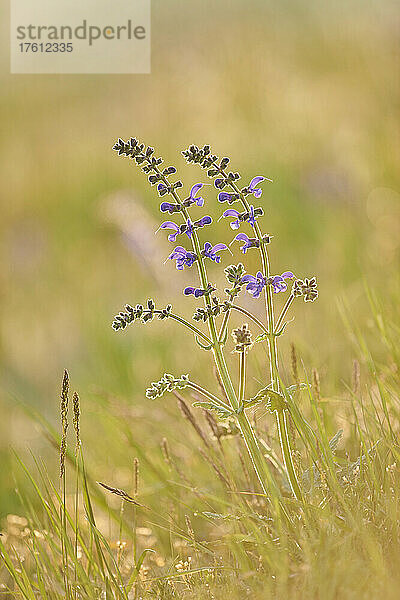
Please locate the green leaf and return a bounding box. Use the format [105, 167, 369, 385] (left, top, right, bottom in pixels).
[192, 401, 234, 419]
[127, 549, 155, 591]
[195, 335, 213, 351]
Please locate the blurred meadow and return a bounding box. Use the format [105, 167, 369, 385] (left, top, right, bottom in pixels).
[0, 0, 400, 597]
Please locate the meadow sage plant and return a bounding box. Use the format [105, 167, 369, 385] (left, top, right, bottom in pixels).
[112, 139, 318, 502]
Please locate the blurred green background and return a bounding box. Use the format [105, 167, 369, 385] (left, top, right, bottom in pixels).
[0, 0, 399, 513]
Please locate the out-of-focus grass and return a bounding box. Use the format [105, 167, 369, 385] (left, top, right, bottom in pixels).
[0, 0, 399, 596]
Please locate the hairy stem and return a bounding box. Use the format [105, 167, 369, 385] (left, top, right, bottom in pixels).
[162, 177, 277, 497]
[221, 169, 302, 501]
[275, 294, 295, 333]
[188, 381, 231, 411]
[218, 307, 231, 343]
[230, 305, 270, 336]
[168, 313, 212, 344]
[238, 351, 246, 404]
[135, 310, 212, 345]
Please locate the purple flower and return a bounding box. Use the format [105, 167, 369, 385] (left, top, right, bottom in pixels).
[221, 207, 261, 229]
[184, 286, 207, 298]
[232, 233, 259, 254]
[241, 271, 268, 299]
[158, 216, 212, 243]
[195, 215, 212, 228]
[185, 219, 194, 239]
[222, 209, 242, 230]
[184, 283, 216, 298]
[157, 182, 170, 197]
[160, 201, 180, 214]
[214, 178, 225, 189]
[201, 242, 229, 263]
[168, 246, 197, 270]
[218, 192, 238, 204]
[247, 205, 256, 227]
[269, 271, 294, 293]
[248, 176, 272, 199]
[189, 183, 205, 207]
[157, 221, 180, 242]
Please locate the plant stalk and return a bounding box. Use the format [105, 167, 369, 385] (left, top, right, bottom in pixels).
[223, 173, 302, 500]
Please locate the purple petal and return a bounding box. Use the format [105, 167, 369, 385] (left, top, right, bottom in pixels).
[230, 220, 240, 230]
[168, 232, 179, 242]
[196, 196, 204, 207]
[159, 221, 179, 232]
[218, 192, 233, 203]
[199, 216, 212, 226]
[223, 209, 240, 217]
[169, 246, 186, 259]
[253, 188, 263, 199]
[194, 289, 205, 297]
[160, 202, 174, 212]
[184, 287, 195, 295]
[235, 233, 249, 242]
[190, 183, 204, 199]
[249, 176, 266, 190]
[281, 271, 294, 279]
[203, 242, 212, 252]
[211, 243, 228, 253]
[241, 274, 256, 283]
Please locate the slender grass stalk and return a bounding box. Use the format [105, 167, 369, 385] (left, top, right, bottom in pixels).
[60, 370, 71, 599]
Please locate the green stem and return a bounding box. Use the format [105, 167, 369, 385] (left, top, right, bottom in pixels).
[274, 294, 295, 334]
[188, 381, 231, 411]
[163, 180, 277, 497]
[238, 351, 246, 404]
[222, 171, 302, 501]
[230, 305, 270, 336]
[168, 313, 211, 345]
[276, 410, 303, 501]
[218, 308, 231, 343]
[139, 310, 212, 345]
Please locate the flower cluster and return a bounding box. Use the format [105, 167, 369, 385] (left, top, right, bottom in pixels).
[193, 298, 230, 322]
[113, 138, 183, 197]
[183, 144, 272, 203]
[168, 246, 197, 270]
[241, 272, 268, 299]
[224, 263, 246, 299]
[269, 271, 295, 293]
[222, 206, 264, 229]
[232, 324, 252, 353]
[158, 215, 212, 242]
[184, 283, 216, 298]
[160, 183, 205, 213]
[241, 271, 296, 298]
[112, 301, 172, 330]
[146, 373, 190, 400]
[232, 232, 271, 254]
[292, 277, 318, 302]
